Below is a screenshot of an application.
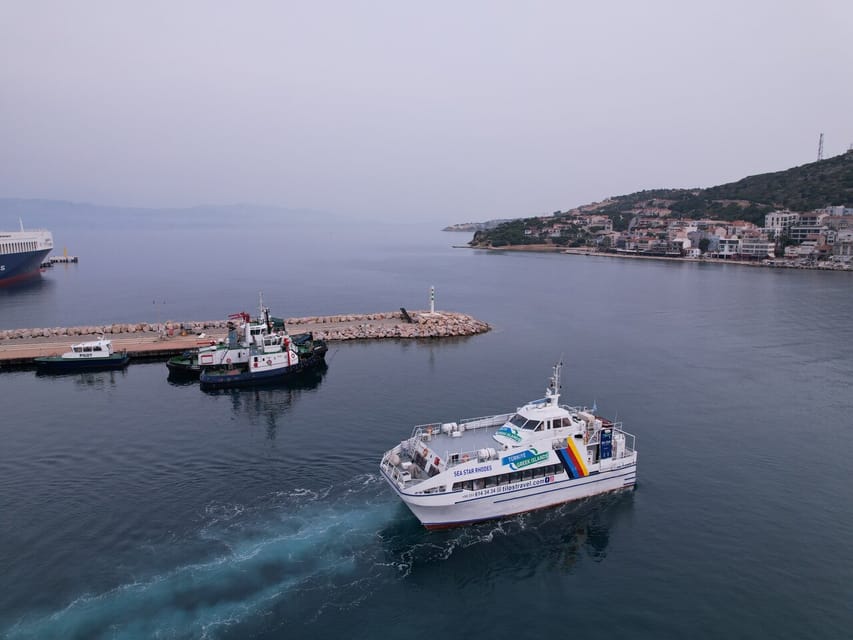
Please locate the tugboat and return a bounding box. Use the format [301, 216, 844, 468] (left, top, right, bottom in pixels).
[34, 337, 130, 373]
[198, 300, 327, 390]
[167, 306, 309, 381]
[166, 312, 253, 380]
[379, 362, 637, 529]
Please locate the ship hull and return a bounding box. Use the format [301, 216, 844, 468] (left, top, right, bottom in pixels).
[382, 461, 637, 529]
[0, 248, 51, 285]
[199, 349, 327, 390]
[166, 360, 201, 379]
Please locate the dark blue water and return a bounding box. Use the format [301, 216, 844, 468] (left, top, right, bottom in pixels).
[1, 209, 852, 639]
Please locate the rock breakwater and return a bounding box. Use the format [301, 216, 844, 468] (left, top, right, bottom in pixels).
[0, 311, 490, 342]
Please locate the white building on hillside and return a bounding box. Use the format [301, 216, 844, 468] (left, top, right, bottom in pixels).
[765, 210, 800, 234]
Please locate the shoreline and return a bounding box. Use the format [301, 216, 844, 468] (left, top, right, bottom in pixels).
[457, 244, 852, 271]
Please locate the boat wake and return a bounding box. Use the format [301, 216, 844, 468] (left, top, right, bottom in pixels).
[4, 476, 630, 639]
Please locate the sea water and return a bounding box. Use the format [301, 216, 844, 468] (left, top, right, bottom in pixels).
[1, 209, 852, 639]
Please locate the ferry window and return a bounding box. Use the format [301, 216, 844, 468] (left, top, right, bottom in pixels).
[474, 479, 484, 490]
[452, 483, 461, 491]
[522, 469, 533, 481]
[498, 473, 510, 485]
[508, 415, 528, 430]
[509, 471, 522, 483]
[533, 466, 544, 479]
[484, 475, 497, 488]
[462, 480, 473, 491]
[94, 346, 102, 352]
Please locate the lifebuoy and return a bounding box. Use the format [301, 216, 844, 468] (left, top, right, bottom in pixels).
[226, 358, 231, 364]
[433, 456, 441, 466]
[462, 454, 470, 463]
[267, 359, 272, 366]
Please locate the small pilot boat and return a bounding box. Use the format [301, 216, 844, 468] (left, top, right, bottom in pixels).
[34, 337, 130, 373]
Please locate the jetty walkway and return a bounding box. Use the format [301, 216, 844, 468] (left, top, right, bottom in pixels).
[0, 310, 490, 368]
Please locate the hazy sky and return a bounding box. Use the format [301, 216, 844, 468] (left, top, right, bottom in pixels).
[2, 1, 851, 222]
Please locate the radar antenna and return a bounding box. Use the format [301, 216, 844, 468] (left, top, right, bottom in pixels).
[546, 360, 563, 405]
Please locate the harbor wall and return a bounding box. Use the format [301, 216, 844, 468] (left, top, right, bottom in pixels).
[0, 311, 490, 342]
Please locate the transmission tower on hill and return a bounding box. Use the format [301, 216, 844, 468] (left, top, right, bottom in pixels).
[817, 133, 824, 161]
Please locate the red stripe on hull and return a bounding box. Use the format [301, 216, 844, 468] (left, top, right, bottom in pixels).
[0, 269, 43, 287]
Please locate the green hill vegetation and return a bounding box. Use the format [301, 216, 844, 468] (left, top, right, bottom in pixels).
[472, 151, 853, 247]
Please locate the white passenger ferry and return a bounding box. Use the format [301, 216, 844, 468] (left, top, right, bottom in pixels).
[380, 363, 637, 529]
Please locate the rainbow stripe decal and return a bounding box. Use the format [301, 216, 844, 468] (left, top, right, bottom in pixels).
[556, 437, 589, 479]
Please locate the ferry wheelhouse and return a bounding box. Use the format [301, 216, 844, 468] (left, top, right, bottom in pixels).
[380, 363, 637, 529]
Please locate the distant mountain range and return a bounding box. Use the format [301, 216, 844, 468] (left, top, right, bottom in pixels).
[0, 199, 332, 232]
[466, 150, 853, 245]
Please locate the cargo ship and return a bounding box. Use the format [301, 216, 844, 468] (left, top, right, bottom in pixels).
[0, 222, 54, 285]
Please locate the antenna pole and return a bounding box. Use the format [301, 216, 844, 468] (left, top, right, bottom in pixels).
[817, 133, 824, 161]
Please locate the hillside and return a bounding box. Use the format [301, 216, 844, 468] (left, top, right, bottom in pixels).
[470, 151, 853, 247]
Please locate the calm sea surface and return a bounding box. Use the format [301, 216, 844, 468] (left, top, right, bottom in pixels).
[1, 209, 852, 639]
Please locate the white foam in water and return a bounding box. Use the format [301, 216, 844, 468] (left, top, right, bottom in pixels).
[6, 476, 396, 639]
[7, 474, 618, 638]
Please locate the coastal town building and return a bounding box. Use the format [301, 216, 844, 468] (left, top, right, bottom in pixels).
[832, 229, 853, 261]
[739, 239, 775, 259]
[765, 210, 800, 235]
[821, 206, 853, 217]
[503, 199, 850, 269]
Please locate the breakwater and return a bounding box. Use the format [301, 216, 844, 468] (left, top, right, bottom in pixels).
[0, 310, 489, 342]
[0, 310, 490, 368]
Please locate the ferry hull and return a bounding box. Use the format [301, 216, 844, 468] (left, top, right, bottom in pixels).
[0, 248, 51, 286]
[384, 462, 637, 529]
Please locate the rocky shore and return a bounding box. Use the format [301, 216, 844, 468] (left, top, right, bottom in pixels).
[0, 310, 491, 342]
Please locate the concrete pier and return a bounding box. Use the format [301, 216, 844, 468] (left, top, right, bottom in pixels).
[0, 310, 490, 368]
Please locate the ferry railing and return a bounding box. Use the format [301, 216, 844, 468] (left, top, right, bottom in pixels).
[407, 413, 512, 469]
[404, 413, 636, 469]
